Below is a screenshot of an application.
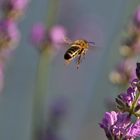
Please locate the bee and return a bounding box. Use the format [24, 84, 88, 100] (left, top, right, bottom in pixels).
[64, 38, 95, 69]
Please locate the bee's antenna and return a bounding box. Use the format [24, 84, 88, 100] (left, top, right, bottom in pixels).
[88, 41, 95, 45]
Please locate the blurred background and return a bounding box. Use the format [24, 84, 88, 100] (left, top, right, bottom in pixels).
[0, 0, 140, 140]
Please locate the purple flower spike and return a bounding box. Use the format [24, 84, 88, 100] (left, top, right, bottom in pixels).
[50, 97, 68, 118]
[31, 23, 46, 46]
[100, 111, 117, 129]
[133, 6, 140, 27]
[50, 25, 66, 49]
[118, 86, 137, 107]
[100, 111, 131, 139]
[6, 20, 20, 47]
[9, 0, 30, 11]
[131, 79, 139, 87]
[0, 19, 20, 50]
[126, 119, 140, 139]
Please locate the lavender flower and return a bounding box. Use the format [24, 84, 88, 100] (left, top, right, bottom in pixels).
[3, 0, 30, 20]
[126, 119, 140, 139]
[101, 63, 140, 139]
[8, 0, 30, 11]
[37, 97, 68, 140]
[31, 23, 67, 51]
[5, 20, 20, 48]
[50, 97, 68, 118]
[115, 78, 140, 115]
[50, 25, 67, 49]
[0, 0, 30, 93]
[31, 23, 46, 46]
[133, 6, 140, 28]
[109, 59, 137, 85]
[100, 111, 133, 140]
[0, 19, 20, 51]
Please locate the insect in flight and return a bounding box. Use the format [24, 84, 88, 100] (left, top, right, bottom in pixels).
[64, 38, 96, 69]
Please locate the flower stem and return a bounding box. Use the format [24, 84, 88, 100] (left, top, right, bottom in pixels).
[46, 0, 60, 28]
[31, 47, 53, 140]
[31, 0, 60, 139]
[131, 91, 140, 115]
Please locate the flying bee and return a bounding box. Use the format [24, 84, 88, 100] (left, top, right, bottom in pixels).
[64, 38, 95, 69]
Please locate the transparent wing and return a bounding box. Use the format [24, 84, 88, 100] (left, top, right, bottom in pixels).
[63, 37, 73, 45]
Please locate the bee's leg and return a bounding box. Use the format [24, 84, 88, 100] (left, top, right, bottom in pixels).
[77, 55, 82, 69]
[64, 60, 71, 66]
[83, 50, 87, 60]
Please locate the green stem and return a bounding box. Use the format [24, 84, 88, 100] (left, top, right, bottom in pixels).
[31, 47, 53, 140]
[131, 91, 140, 115]
[31, 0, 60, 139]
[46, 0, 60, 28]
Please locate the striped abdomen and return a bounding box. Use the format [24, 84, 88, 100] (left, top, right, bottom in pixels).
[64, 46, 81, 60]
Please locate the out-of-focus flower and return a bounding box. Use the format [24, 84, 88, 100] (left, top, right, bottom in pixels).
[50, 25, 67, 49]
[50, 97, 68, 118]
[0, 0, 30, 93]
[6, 20, 20, 48]
[31, 23, 67, 51]
[37, 97, 68, 140]
[0, 19, 20, 51]
[3, 0, 30, 20]
[31, 23, 46, 46]
[119, 31, 138, 57]
[109, 58, 137, 85]
[133, 6, 140, 28]
[8, 0, 30, 11]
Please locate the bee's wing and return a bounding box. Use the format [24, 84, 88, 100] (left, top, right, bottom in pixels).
[63, 37, 73, 45]
[88, 44, 99, 52]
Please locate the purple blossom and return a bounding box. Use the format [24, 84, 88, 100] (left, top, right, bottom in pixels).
[126, 119, 140, 139]
[100, 111, 140, 139]
[110, 59, 137, 85]
[50, 25, 66, 49]
[8, 0, 30, 11]
[50, 97, 68, 118]
[6, 20, 20, 46]
[31, 23, 67, 51]
[100, 111, 117, 130]
[0, 19, 20, 50]
[133, 6, 140, 28]
[118, 86, 137, 107]
[31, 23, 46, 46]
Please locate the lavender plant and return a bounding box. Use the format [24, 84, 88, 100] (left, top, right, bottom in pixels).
[29, 1, 68, 140]
[31, 23, 67, 52]
[0, 0, 30, 92]
[109, 6, 140, 86]
[100, 63, 140, 140]
[37, 97, 68, 140]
